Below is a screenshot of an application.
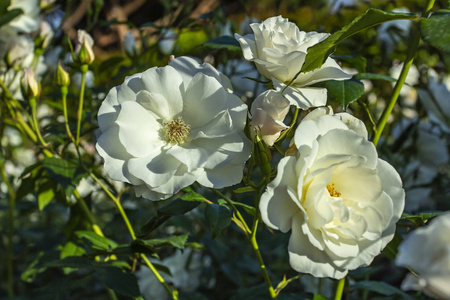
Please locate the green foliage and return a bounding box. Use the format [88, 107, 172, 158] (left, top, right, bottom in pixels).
[202, 36, 242, 52]
[420, 10, 450, 53]
[325, 79, 365, 110]
[352, 281, 415, 300]
[132, 234, 189, 251]
[301, 8, 419, 73]
[0, 3, 23, 27]
[204, 203, 232, 238]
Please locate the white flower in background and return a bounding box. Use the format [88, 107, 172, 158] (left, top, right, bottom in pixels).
[239, 17, 260, 36]
[250, 90, 290, 146]
[137, 249, 211, 300]
[73, 70, 95, 89]
[259, 107, 405, 279]
[235, 16, 351, 109]
[389, 61, 419, 105]
[21, 67, 40, 98]
[38, 20, 54, 49]
[418, 69, 450, 132]
[96, 56, 250, 200]
[377, 8, 411, 54]
[396, 213, 450, 299]
[124, 32, 140, 57]
[6, 35, 34, 67]
[158, 28, 177, 55]
[6, 0, 41, 33]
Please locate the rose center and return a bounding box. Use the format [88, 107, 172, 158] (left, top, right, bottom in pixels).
[326, 183, 341, 197]
[163, 117, 191, 145]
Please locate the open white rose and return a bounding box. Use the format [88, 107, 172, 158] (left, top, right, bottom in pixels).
[96, 56, 250, 200]
[6, 0, 41, 33]
[260, 107, 405, 279]
[235, 16, 351, 109]
[250, 90, 290, 146]
[396, 213, 450, 299]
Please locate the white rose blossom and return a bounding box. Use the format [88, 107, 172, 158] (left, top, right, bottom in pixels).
[6, 0, 41, 33]
[235, 16, 351, 109]
[96, 56, 250, 200]
[250, 90, 290, 146]
[259, 107, 405, 279]
[396, 213, 450, 299]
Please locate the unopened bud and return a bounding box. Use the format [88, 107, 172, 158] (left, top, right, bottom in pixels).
[56, 62, 70, 86]
[253, 130, 272, 176]
[21, 68, 40, 99]
[75, 30, 95, 64]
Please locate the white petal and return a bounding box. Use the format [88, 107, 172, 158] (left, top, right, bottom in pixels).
[273, 78, 327, 109]
[116, 72, 146, 104]
[166, 144, 209, 171]
[197, 162, 245, 188]
[98, 86, 120, 130]
[115, 101, 164, 158]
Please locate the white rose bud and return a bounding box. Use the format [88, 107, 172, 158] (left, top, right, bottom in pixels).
[75, 29, 95, 64]
[21, 67, 40, 99]
[124, 32, 140, 57]
[235, 16, 351, 109]
[396, 213, 450, 299]
[250, 90, 290, 146]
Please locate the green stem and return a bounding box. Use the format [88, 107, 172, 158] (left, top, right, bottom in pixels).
[29, 97, 48, 148]
[372, 22, 420, 147]
[334, 277, 346, 300]
[61, 86, 75, 142]
[88, 171, 176, 299]
[1, 161, 16, 297]
[76, 65, 88, 146]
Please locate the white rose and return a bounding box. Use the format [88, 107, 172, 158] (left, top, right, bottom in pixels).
[259, 107, 405, 279]
[396, 213, 450, 299]
[96, 56, 250, 200]
[6, 0, 41, 33]
[235, 16, 351, 109]
[250, 90, 290, 146]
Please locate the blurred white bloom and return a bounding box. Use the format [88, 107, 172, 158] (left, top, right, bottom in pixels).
[239, 17, 259, 36]
[260, 107, 405, 279]
[377, 8, 412, 54]
[389, 61, 419, 103]
[396, 213, 450, 299]
[250, 90, 290, 146]
[418, 69, 450, 132]
[124, 32, 140, 57]
[74, 29, 95, 64]
[235, 16, 351, 109]
[73, 70, 94, 89]
[21, 67, 40, 98]
[7, 35, 34, 67]
[96, 56, 250, 200]
[39, 20, 54, 49]
[158, 29, 177, 55]
[137, 249, 210, 300]
[342, 67, 372, 92]
[6, 0, 41, 33]
[301, 275, 334, 299]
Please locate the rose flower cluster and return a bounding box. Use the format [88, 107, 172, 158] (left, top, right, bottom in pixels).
[97, 16, 405, 279]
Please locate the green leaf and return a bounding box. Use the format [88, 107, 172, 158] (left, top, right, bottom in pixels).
[217, 198, 256, 216]
[421, 11, 450, 53]
[331, 55, 367, 73]
[312, 294, 329, 300]
[132, 234, 188, 251]
[400, 211, 442, 226]
[37, 180, 56, 211]
[325, 79, 364, 110]
[202, 36, 241, 51]
[42, 157, 88, 199]
[0, 8, 23, 27]
[233, 186, 255, 193]
[75, 230, 118, 251]
[381, 232, 402, 259]
[301, 8, 418, 73]
[352, 281, 414, 300]
[46, 256, 94, 269]
[180, 187, 207, 202]
[99, 56, 125, 74]
[96, 267, 141, 297]
[205, 203, 232, 238]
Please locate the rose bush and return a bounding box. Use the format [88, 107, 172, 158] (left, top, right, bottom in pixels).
[259, 107, 405, 279]
[396, 213, 450, 299]
[235, 16, 351, 109]
[250, 90, 290, 146]
[96, 56, 250, 200]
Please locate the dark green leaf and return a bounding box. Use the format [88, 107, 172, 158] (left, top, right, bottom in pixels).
[301, 8, 418, 73]
[75, 230, 118, 250]
[99, 56, 125, 74]
[46, 256, 94, 269]
[0, 0, 11, 13]
[352, 281, 414, 300]
[325, 79, 364, 110]
[233, 186, 255, 193]
[202, 35, 241, 51]
[132, 234, 188, 251]
[30, 277, 74, 300]
[381, 232, 402, 259]
[313, 294, 328, 300]
[205, 204, 232, 238]
[37, 179, 56, 211]
[421, 11, 450, 53]
[332, 55, 367, 73]
[96, 267, 141, 297]
[0, 8, 23, 27]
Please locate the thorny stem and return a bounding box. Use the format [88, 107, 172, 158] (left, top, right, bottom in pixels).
[88, 171, 177, 299]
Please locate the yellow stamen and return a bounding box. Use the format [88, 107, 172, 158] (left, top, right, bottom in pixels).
[327, 183, 341, 197]
[163, 117, 190, 145]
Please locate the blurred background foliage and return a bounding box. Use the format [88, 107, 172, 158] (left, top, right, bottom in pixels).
[1, 0, 449, 299]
